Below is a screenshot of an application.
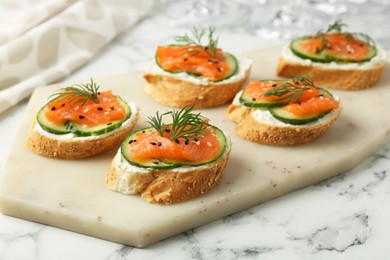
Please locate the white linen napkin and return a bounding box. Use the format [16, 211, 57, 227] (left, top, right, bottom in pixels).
[0, 0, 154, 114]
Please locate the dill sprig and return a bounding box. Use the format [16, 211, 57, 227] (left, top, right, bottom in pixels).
[174, 27, 219, 57]
[148, 106, 210, 141]
[315, 19, 346, 38]
[47, 79, 100, 106]
[260, 77, 314, 103]
[324, 19, 346, 34]
[315, 19, 376, 51]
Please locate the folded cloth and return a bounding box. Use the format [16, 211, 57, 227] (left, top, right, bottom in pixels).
[0, 0, 154, 114]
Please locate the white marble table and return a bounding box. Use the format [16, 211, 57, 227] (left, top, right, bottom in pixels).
[1, 1, 390, 259]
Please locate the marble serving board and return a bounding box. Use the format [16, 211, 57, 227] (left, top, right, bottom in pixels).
[1, 46, 390, 248]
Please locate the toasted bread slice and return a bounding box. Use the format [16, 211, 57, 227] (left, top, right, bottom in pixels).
[26, 104, 140, 159]
[143, 54, 252, 108]
[226, 103, 341, 146]
[106, 141, 231, 204]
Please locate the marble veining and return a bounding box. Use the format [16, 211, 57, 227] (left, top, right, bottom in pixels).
[1, 0, 390, 259]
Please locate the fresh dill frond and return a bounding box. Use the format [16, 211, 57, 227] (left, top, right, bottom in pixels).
[260, 77, 314, 104]
[207, 28, 219, 57]
[175, 27, 204, 47]
[48, 79, 100, 106]
[325, 19, 346, 33]
[148, 106, 210, 141]
[174, 27, 219, 57]
[148, 110, 166, 135]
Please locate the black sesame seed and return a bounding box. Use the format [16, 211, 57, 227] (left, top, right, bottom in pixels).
[252, 98, 256, 101]
[297, 101, 301, 105]
[272, 84, 277, 87]
[165, 129, 171, 133]
[184, 58, 188, 62]
[158, 142, 161, 146]
[217, 67, 222, 72]
[79, 115, 85, 119]
[97, 107, 103, 111]
[98, 92, 101, 95]
[153, 161, 159, 165]
[175, 139, 180, 144]
[61, 104, 65, 107]
[107, 122, 112, 125]
[318, 94, 324, 97]
[133, 139, 137, 143]
[110, 106, 115, 110]
[142, 130, 146, 133]
[51, 107, 56, 111]
[185, 139, 189, 145]
[129, 140, 134, 144]
[205, 46, 209, 50]
[150, 142, 157, 146]
[194, 138, 199, 142]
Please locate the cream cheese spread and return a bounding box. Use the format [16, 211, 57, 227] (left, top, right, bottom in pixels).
[144, 53, 252, 85]
[280, 45, 388, 70]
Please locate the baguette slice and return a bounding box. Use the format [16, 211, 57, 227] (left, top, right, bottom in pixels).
[277, 47, 387, 90]
[106, 140, 231, 204]
[227, 102, 341, 146]
[144, 54, 252, 108]
[26, 104, 140, 159]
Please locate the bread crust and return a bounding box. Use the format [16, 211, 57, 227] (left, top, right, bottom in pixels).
[226, 104, 341, 146]
[106, 146, 231, 204]
[277, 57, 386, 90]
[144, 64, 251, 109]
[26, 112, 140, 159]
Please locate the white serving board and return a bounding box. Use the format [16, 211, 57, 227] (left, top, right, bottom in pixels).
[1, 46, 390, 247]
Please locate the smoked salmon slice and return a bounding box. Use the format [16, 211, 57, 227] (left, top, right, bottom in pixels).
[128, 127, 221, 163]
[45, 90, 126, 126]
[284, 95, 339, 117]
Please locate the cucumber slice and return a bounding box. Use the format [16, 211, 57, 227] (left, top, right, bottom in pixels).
[67, 97, 131, 137]
[318, 88, 332, 97]
[239, 96, 288, 109]
[269, 88, 334, 125]
[36, 96, 131, 136]
[123, 155, 180, 170]
[156, 49, 238, 82]
[290, 37, 329, 63]
[269, 107, 331, 125]
[36, 106, 71, 134]
[121, 126, 227, 170]
[239, 92, 288, 109]
[220, 52, 238, 82]
[68, 119, 125, 137]
[324, 44, 377, 63]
